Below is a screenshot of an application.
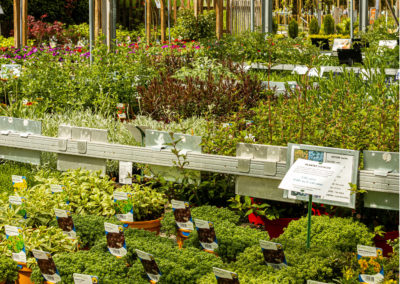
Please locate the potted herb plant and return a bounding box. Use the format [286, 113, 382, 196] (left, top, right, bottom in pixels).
[0, 255, 19, 283]
[117, 184, 167, 234]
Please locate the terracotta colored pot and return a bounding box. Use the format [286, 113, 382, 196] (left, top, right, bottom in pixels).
[124, 218, 162, 234]
[16, 264, 33, 284]
[0, 279, 6, 284]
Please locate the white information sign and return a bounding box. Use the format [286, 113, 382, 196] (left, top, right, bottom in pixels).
[332, 39, 351, 51]
[279, 159, 343, 198]
[378, 40, 397, 49]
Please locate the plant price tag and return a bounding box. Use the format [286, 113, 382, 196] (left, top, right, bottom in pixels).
[5, 225, 26, 264]
[136, 249, 162, 282]
[31, 249, 62, 283]
[307, 281, 329, 284]
[171, 199, 194, 234]
[73, 273, 99, 284]
[113, 191, 134, 222]
[9, 195, 27, 219]
[50, 184, 64, 193]
[213, 267, 239, 283]
[357, 245, 384, 284]
[54, 209, 76, 239]
[119, 161, 132, 184]
[12, 175, 27, 190]
[104, 222, 127, 257]
[260, 240, 287, 269]
[194, 219, 218, 252]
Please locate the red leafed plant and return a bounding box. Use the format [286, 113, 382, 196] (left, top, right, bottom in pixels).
[28, 14, 65, 45]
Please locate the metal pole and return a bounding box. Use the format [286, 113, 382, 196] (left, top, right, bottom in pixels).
[306, 195, 312, 249]
[350, 0, 353, 39]
[89, 0, 94, 64]
[251, 0, 255, 31]
[113, 0, 117, 42]
[168, 0, 171, 43]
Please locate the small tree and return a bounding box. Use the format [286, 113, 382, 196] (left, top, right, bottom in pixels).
[288, 19, 298, 38]
[323, 14, 335, 35]
[309, 17, 320, 35]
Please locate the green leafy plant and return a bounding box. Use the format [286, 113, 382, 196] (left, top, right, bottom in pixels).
[0, 255, 19, 282]
[276, 216, 374, 252]
[0, 226, 78, 269]
[31, 250, 131, 283]
[228, 195, 279, 221]
[119, 184, 167, 221]
[309, 17, 320, 35]
[288, 19, 299, 38]
[161, 205, 241, 236]
[91, 227, 223, 283]
[171, 9, 216, 40]
[184, 220, 270, 262]
[323, 14, 335, 35]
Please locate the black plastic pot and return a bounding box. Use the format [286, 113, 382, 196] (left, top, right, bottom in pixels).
[311, 38, 330, 50]
[337, 48, 363, 66]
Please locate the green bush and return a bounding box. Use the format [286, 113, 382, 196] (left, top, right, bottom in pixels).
[288, 19, 299, 38]
[31, 251, 131, 283]
[0, 255, 19, 282]
[91, 228, 222, 283]
[161, 205, 241, 236]
[171, 9, 216, 40]
[309, 17, 320, 35]
[0, 161, 38, 196]
[72, 215, 122, 249]
[276, 216, 374, 252]
[323, 14, 335, 35]
[184, 221, 269, 262]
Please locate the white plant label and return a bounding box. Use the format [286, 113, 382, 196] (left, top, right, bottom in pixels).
[357, 245, 378, 257]
[113, 191, 134, 222]
[136, 249, 161, 282]
[5, 225, 26, 263]
[73, 273, 98, 284]
[279, 159, 343, 198]
[119, 161, 133, 184]
[50, 184, 64, 193]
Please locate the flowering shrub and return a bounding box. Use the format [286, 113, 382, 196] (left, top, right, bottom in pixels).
[27, 14, 65, 45]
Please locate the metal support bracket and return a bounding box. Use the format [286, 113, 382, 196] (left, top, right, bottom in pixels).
[0, 116, 41, 164]
[57, 125, 108, 173]
[235, 143, 294, 203]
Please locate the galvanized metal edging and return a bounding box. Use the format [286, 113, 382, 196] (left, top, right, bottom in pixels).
[0, 132, 398, 195]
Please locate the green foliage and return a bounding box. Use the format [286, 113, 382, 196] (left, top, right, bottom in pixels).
[0, 226, 78, 268]
[309, 17, 320, 35]
[0, 255, 19, 282]
[288, 19, 299, 39]
[0, 161, 38, 196]
[203, 70, 399, 155]
[323, 14, 335, 35]
[228, 195, 279, 220]
[184, 221, 270, 262]
[31, 251, 131, 283]
[119, 184, 167, 221]
[171, 9, 216, 40]
[91, 228, 222, 283]
[161, 205, 241, 236]
[71, 215, 122, 249]
[277, 216, 374, 252]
